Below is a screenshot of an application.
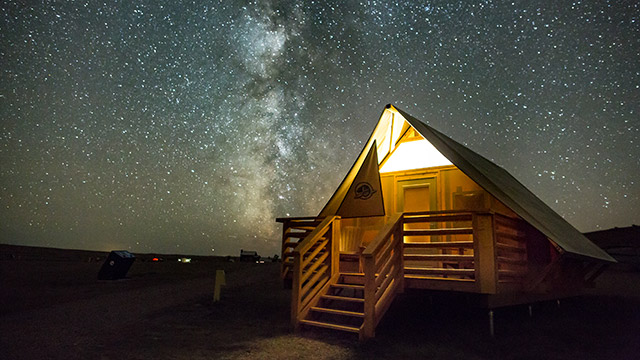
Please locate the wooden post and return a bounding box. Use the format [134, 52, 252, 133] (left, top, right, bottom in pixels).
[395, 222, 405, 293]
[473, 213, 497, 294]
[290, 252, 302, 331]
[281, 220, 290, 279]
[362, 254, 376, 341]
[331, 217, 341, 277]
[213, 270, 226, 302]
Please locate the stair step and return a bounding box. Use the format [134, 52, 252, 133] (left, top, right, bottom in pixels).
[321, 294, 365, 303]
[300, 319, 360, 333]
[286, 233, 310, 239]
[295, 226, 317, 230]
[340, 272, 364, 277]
[310, 306, 365, 318]
[340, 272, 365, 285]
[331, 283, 364, 290]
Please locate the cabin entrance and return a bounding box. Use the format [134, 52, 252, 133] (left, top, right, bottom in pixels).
[397, 177, 436, 213]
[397, 177, 437, 243]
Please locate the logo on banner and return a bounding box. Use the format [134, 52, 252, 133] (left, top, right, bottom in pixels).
[354, 182, 376, 200]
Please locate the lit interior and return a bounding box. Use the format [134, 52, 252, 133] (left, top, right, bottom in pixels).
[374, 111, 393, 162]
[379, 138, 453, 173]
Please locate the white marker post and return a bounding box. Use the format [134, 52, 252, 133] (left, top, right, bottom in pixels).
[213, 270, 226, 302]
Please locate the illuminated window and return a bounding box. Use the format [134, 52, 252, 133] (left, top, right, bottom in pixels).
[379, 138, 452, 173]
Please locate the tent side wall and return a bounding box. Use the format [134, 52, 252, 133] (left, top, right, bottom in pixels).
[380, 166, 518, 217]
[339, 165, 520, 254]
[318, 109, 398, 218]
[393, 106, 614, 263]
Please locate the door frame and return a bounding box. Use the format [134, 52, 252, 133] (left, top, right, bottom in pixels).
[395, 177, 438, 213]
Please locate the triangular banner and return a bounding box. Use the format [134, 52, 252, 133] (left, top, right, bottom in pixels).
[337, 141, 385, 218]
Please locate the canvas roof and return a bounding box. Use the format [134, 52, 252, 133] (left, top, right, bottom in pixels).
[319, 104, 615, 263]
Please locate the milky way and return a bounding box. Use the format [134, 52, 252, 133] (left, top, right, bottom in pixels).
[1, 1, 638, 256]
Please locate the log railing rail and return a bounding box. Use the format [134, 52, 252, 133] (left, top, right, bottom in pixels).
[361, 213, 404, 341]
[403, 210, 476, 281]
[290, 216, 341, 330]
[494, 213, 529, 287]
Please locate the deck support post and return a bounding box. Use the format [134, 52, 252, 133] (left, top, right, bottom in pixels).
[394, 221, 405, 293]
[291, 253, 302, 331]
[473, 213, 497, 294]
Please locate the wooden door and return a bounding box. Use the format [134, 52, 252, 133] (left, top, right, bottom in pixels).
[396, 178, 436, 213]
[397, 178, 437, 244]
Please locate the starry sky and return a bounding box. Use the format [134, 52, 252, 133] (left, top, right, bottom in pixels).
[1, 1, 638, 257]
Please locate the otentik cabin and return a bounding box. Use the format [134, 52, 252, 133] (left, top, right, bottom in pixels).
[276, 104, 615, 341]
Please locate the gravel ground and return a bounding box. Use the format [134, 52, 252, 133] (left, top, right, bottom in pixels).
[1, 250, 639, 360]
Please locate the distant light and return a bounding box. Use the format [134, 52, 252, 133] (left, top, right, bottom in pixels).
[152, 257, 159, 262]
[178, 257, 191, 263]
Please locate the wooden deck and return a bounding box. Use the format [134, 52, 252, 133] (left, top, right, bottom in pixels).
[278, 210, 597, 341]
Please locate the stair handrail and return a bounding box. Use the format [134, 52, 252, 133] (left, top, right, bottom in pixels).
[277, 216, 323, 281]
[361, 212, 404, 341]
[291, 215, 341, 330]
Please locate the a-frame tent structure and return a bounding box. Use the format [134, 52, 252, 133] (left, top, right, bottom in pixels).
[319, 104, 613, 263]
[278, 104, 614, 340]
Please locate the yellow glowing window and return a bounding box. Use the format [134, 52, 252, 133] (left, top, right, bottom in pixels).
[379, 138, 452, 173]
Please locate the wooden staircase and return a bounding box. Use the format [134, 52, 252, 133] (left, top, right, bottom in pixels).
[288, 214, 405, 341]
[277, 217, 323, 286]
[300, 273, 365, 334]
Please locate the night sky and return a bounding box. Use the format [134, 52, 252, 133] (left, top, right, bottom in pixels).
[1, 1, 638, 257]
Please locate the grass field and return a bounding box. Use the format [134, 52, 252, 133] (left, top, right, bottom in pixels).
[1, 245, 639, 359]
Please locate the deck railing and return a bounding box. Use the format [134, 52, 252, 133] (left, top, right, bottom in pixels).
[494, 213, 529, 286]
[290, 216, 341, 330]
[278, 210, 531, 338]
[402, 210, 517, 294]
[276, 217, 323, 282]
[361, 213, 404, 341]
[402, 210, 476, 292]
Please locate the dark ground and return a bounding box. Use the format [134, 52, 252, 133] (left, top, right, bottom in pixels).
[1, 245, 639, 359]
